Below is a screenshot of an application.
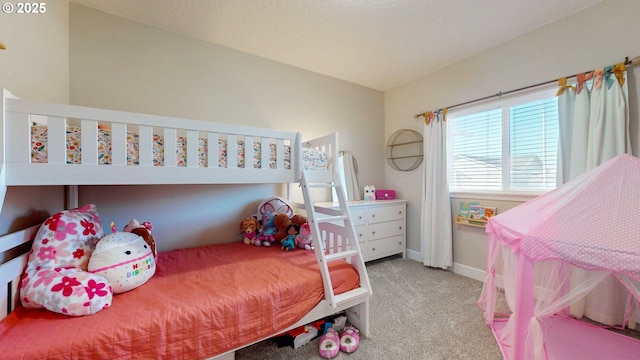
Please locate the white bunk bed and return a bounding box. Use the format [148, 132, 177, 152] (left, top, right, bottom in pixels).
[0, 89, 371, 359]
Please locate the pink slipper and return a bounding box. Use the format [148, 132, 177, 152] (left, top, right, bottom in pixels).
[318, 328, 340, 359]
[339, 325, 360, 353]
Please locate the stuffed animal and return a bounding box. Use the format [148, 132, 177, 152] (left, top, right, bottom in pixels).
[239, 217, 259, 245]
[291, 214, 308, 230]
[364, 185, 376, 201]
[274, 213, 292, 242]
[257, 196, 294, 219]
[255, 211, 277, 246]
[281, 224, 299, 251]
[20, 204, 112, 316]
[296, 222, 314, 250]
[123, 219, 157, 260]
[88, 231, 156, 294]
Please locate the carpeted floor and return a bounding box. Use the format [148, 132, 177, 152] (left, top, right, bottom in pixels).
[235, 256, 503, 360]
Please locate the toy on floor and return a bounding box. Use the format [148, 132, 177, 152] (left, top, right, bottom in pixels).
[274, 319, 325, 349]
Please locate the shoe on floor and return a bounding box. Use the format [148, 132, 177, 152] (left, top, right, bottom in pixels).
[339, 325, 360, 353]
[318, 328, 340, 359]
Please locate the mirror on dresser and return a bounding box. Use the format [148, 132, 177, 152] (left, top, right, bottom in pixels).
[337, 151, 361, 201]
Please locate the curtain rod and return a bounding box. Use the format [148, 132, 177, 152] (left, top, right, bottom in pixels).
[414, 55, 640, 119]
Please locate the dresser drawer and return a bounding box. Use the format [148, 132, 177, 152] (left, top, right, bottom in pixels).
[369, 219, 405, 240]
[367, 235, 405, 260]
[368, 204, 405, 224]
[354, 225, 366, 243]
[350, 209, 366, 226]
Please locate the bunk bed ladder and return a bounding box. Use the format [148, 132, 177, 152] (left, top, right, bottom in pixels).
[300, 170, 372, 309]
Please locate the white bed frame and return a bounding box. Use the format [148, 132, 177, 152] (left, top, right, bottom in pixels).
[0, 89, 371, 360]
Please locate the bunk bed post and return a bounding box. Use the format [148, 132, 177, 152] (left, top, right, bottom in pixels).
[65, 185, 79, 209]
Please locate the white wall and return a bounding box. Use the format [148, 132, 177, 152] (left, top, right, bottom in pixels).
[385, 0, 640, 277]
[0, 1, 69, 237]
[69, 4, 385, 250]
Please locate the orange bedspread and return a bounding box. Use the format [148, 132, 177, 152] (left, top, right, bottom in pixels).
[0, 242, 360, 359]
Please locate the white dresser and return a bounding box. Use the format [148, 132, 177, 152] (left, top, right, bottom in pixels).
[345, 199, 407, 262]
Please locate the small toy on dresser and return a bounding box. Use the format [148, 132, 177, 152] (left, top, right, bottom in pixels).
[364, 185, 376, 201]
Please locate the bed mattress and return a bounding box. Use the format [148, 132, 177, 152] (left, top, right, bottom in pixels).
[0, 242, 359, 359]
[30, 125, 330, 170]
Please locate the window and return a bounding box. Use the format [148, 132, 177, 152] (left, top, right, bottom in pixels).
[447, 87, 559, 194]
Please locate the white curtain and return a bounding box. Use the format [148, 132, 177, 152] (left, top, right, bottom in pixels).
[557, 64, 632, 325]
[422, 112, 452, 268]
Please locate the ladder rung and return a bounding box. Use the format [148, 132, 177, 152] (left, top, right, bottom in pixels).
[325, 249, 359, 262]
[334, 287, 371, 304]
[315, 215, 349, 223]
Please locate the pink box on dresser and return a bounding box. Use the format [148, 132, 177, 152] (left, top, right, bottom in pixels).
[375, 189, 396, 200]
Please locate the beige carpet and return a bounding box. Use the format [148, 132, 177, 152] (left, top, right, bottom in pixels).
[235, 256, 503, 360]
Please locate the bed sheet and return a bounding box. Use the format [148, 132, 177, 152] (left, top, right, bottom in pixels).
[0, 242, 359, 359]
[30, 125, 330, 170]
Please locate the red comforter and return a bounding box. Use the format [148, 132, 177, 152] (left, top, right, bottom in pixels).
[0, 242, 360, 359]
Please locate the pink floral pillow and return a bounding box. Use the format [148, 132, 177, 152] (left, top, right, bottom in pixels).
[20, 204, 113, 316]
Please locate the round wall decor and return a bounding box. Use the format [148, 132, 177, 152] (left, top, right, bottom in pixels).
[386, 129, 423, 171]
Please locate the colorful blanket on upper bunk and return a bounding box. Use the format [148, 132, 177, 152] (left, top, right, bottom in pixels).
[0, 242, 359, 359]
[30, 125, 330, 169]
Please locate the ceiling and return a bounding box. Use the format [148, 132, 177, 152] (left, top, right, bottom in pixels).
[70, 0, 601, 91]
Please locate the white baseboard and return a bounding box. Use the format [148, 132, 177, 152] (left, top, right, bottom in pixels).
[452, 262, 486, 282]
[404, 249, 488, 283]
[406, 248, 421, 262]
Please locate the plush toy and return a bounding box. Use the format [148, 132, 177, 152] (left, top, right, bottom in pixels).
[88, 231, 156, 294]
[296, 222, 314, 250]
[364, 185, 376, 201]
[290, 214, 308, 228]
[20, 204, 112, 316]
[123, 219, 157, 260]
[255, 211, 277, 246]
[281, 224, 299, 251]
[257, 196, 294, 219]
[239, 217, 259, 245]
[274, 213, 292, 242]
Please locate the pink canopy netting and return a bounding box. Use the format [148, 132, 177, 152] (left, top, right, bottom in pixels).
[477, 154, 640, 360]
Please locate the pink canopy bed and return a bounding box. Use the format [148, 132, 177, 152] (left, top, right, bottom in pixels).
[478, 154, 640, 360]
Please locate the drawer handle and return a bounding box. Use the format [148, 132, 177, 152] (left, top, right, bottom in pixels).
[372, 214, 376, 218]
[372, 247, 375, 251]
[399, 211, 402, 214]
[399, 226, 403, 230]
[372, 231, 376, 235]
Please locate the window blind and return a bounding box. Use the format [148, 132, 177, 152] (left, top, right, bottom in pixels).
[447, 89, 558, 193]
